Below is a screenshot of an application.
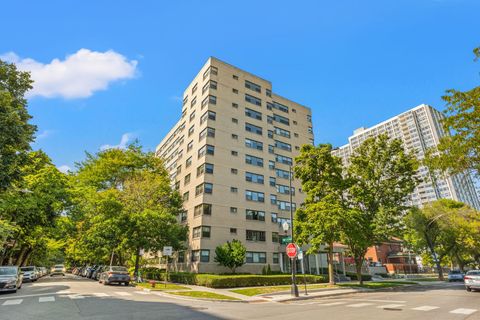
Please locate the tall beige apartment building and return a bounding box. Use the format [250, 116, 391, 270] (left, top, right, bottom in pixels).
[332, 104, 480, 210]
[156, 58, 314, 273]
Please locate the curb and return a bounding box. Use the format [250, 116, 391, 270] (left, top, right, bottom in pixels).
[260, 288, 369, 303]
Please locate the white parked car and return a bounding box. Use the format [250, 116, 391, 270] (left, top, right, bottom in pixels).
[20, 266, 37, 282]
[447, 270, 464, 282]
[464, 270, 480, 292]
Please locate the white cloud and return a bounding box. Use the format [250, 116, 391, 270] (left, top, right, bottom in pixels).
[100, 132, 135, 151]
[0, 49, 138, 99]
[58, 165, 71, 173]
[36, 129, 54, 140]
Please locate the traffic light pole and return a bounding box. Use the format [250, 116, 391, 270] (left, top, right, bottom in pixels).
[289, 166, 299, 297]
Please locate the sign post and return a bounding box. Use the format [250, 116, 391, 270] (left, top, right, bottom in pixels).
[286, 243, 298, 259]
[163, 246, 173, 287]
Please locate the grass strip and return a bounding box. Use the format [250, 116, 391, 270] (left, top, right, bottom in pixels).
[231, 283, 334, 296]
[168, 290, 240, 300]
[136, 282, 190, 291]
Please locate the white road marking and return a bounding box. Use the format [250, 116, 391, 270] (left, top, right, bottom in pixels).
[347, 303, 375, 308]
[2, 299, 23, 306]
[341, 298, 406, 303]
[115, 292, 132, 296]
[135, 291, 150, 295]
[92, 293, 110, 297]
[449, 308, 477, 315]
[412, 306, 439, 311]
[68, 294, 85, 299]
[318, 301, 347, 306]
[39, 296, 55, 302]
[377, 304, 404, 309]
[56, 290, 71, 294]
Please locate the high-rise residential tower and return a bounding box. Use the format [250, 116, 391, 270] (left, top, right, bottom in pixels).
[332, 104, 480, 210]
[156, 58, 314, 273]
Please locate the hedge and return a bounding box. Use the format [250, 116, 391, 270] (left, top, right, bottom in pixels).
[346, 272, 372, 281]
[138, 268, 328, 288]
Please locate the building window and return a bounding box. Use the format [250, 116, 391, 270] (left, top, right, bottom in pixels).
[200, 110, 216, 124]
[293, 120, 297, 125]
[201, 95, 217, 108]
[274, 127, 291, 138]
[232, 118, 238, 124]
[266, 89, 272, 97]
[269, 177, 276, 187]
[270, 194, 277, 205]
[245, 154, 263, 167]
[191, 250, 199, 262]
[245, 80, 261, 93]
[294, 133, 299, 138]
[232, 103, 239, 108]
[231, 134, 238, 140]
[275, 154, 292, 165]
[268, 130, 274, 139]
[245, 172, 264, 184]
[232, 88, 238, 94]
[272, 102, 289, 113]
[203, 66, 218, 80]
[245, 138, 263, 151]
[246, 251, 266, 263]
[175, 181, 180, 190]
[230, 187, 238, 193]
[246, 209, 265, 221]
[193, 226, 211, 238]
[183, 96, 188, 106]
[231, 150, 238, 156]
[199, 127, 215, 141]
[200, 249, 210, 262]
[245, 94, 262, 106]
[268, 145, 274, 154]
[180, 210, 187, 222]
[271, 213, 278, 223]
[245, 123, 262, 135]
[272, 232, 279, 243]
[245, 190, 264, 202]
[188, 125, 194, 137]
[184, 174, 191, 185]
[198, 144, 215, 158]
[202, 80, 217, 94]
[233, 74, 239, 80]
[308, 127, 313, 134]
[194, 203, 212, 216]
[189, 111, 196, 122]
[177, 251, 185, 263]
[245, 108, 262, 121]
[231, 168, 238, 174]
[273, 253, 279, 264]
[273, 114, 290, 126]
[187, 140, 194, 152]
[269, 160, 275, 170]
[275, 140, 292, 152]
[230, 207, 237, 214]
[267, 102, 273, 110]
[190, 97, 197, 108]
[183, 191, 189, 201]
[197, 163, 214, 176]
[307, 115, 312, 122]
[275, 168, 290, 179]
[196, 183, 213, 196]
[230, 228, 237, 234]
[176, 165, 182, 175]
[186, 156, 192, 168]
[277, 200, 296, 211]
[246, 230, 266, 242]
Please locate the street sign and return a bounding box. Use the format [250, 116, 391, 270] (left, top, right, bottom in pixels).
[139, 248, 145, 256]
[281, 236, 292, 245]
[286, 243, 298, 259]
[163, 246, 173, 256]
[297, 248, 303, 260]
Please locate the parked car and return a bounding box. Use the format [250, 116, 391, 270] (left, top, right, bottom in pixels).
[92, 266, 105, 280]
[87, 265, 98, 279]
[0, 266, 23, 293]
[464, 270, 480, 292]
[34, 267, 42, 279]
[99, 266, 130, 286]
[81, 266, 90, 277]
[20, 266, 37, 282]
[447, 270, 464, 282]
[50, 264, 66, 276]
[40, 267, 48, 276]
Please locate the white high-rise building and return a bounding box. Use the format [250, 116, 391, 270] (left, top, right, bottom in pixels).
[332, 104, 480, 210]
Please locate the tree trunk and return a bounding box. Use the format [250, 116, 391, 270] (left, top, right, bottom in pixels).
[21, 249, 33, 267]
[327, 242, 336, 285]
[355, 258, 363, 285]
[425, 236, 443, 280]
[134, 247, 141, 282]
[15, 246, 28, 266]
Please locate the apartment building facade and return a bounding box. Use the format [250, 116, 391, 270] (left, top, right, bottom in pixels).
[156, 57, 314, 273]
[332, 104, 480, 210]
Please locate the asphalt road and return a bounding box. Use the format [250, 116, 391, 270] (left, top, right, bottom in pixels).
[0, 275, 478, 320]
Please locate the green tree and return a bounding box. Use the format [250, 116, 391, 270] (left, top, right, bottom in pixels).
[214, 240, 246, 274]
[426, 47, 480, 177]
[346, 134, 418, 284]
[294, 144, 349, 284]
[0, 60, 37, 191]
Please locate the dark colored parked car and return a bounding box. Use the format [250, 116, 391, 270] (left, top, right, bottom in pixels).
[99, 266, 130, 286]
[0, 266, 23, 293]
[92, 266, 105, 280]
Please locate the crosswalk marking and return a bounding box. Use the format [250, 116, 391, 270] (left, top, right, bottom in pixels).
[347, 303, 374, 308]
[39, 296, 55, 303]
[135, 291, 150, 295]
[449, 308, 477, 315]
[114, 292, 131, 296]
[318, 302, 347, 306]
[2, 299, 23, 306]
[377, 304, 404, 309]
[412, 306, 439, 311]
[67, 294, 85, 299]
[93, 293, 110, 297]
[56, 290, 71, 294]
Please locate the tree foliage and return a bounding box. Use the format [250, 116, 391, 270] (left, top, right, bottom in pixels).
[214, 240, 246, 274]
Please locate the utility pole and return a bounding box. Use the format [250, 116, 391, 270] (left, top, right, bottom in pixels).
[289, 165, 299, 297]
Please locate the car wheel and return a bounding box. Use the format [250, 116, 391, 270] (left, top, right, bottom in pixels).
[124, 282, 129, 286]
[12, 289, 17, 293]
[466, 286, 472, 292]
[103, 280, 109, 286]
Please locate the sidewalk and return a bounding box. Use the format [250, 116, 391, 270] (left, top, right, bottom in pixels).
[256, 287, 364, 302]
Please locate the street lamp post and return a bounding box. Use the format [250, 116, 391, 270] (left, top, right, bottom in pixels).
[289, 166, 299, 297]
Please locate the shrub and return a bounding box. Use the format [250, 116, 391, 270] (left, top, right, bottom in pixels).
[346, 272, 372, 281]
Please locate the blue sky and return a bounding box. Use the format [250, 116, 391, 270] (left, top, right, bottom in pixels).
[1, 0, 479, 171]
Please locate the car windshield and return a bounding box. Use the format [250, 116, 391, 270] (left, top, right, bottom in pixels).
[449, 270, 462, 274]
[467, 271, 480, 275]
[0, 267, 17, 276]
[20, 267, 34, 271]
[111, 266, 128, 272]
[54, 265, 64, 268]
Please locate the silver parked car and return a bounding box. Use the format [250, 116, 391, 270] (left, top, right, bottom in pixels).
[464, 270, 480, 292]
[20, 266, 37, 282]
[447, 270, 464, 282]
[0, 266, 23, 293]
[99, 266, 130, 286]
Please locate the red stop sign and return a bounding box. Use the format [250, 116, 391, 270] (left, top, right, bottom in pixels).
[286, 243, 297, 258]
